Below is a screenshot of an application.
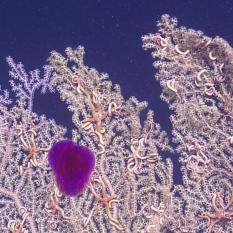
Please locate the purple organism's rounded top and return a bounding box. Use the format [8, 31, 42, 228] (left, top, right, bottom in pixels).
[48, 140, 95, 196]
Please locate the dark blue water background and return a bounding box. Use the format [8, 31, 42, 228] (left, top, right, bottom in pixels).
[0, 0, 232, 185]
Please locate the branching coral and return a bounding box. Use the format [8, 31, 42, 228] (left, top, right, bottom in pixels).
[0, 14, 232, 233]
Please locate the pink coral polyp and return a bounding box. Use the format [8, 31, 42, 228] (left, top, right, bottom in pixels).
[48, 140, 95, 196]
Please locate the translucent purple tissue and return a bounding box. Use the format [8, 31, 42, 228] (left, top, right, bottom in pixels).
[48, 140, 95, 196]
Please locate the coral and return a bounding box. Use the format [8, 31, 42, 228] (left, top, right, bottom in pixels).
[0, 14, 232, 233]
[142, 14, 233, 232]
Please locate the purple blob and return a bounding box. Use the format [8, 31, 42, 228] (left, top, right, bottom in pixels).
[48, 140, 95, 196]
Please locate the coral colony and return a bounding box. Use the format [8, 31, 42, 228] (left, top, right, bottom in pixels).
[0, 14, 232, 233]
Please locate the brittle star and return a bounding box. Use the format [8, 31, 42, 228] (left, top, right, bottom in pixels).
[74, 79, 108, 136]
[81, 87, 121, 151]
[7, 219, 26, 233]
[44, 186, 72, 221]
[84, 175, 123, 230]
[200, 191, 233, 232]
[82, 92, 120, 133]
[7, 208, 28, 233]
[18, 128, 50, 168]
[127, 123, 158, 174]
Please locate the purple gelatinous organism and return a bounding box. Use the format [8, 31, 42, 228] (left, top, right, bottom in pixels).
[48, 140, 95, 196]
